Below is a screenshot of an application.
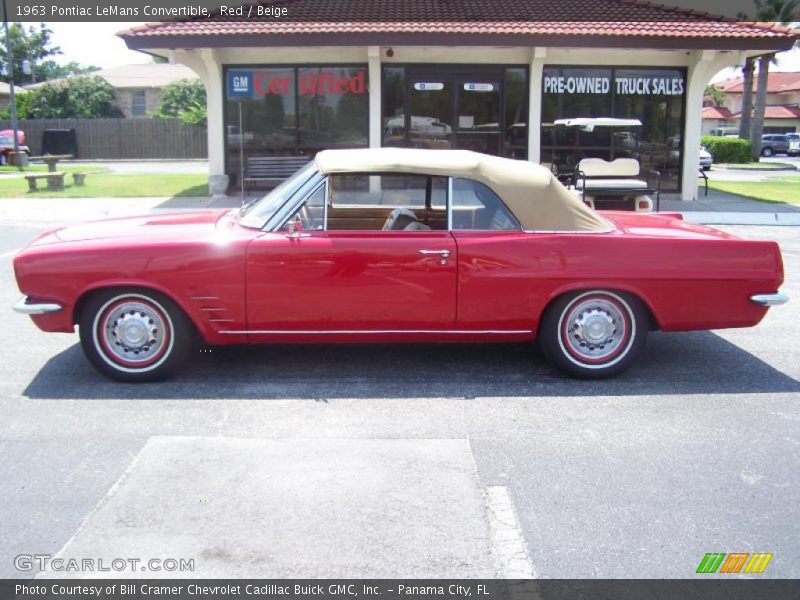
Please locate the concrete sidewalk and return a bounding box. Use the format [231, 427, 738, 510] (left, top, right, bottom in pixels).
[658, 188, 800, 225]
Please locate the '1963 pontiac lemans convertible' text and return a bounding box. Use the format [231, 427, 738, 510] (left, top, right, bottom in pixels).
[13, 148, 788, 382]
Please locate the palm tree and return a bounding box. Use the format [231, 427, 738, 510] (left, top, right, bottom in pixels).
[738, 57, 754, 141]
[743, 0, 799, 159]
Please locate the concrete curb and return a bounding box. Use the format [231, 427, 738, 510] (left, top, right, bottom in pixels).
[681, 211, 800, 226]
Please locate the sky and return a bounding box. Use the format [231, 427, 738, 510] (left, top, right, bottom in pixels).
[42, 21, 800, 80]
[45, 23, 151, 69]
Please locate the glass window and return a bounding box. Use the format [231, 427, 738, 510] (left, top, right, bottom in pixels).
[224, 65, 368, 189]
[239, 161, 318, 229]
[615, 68, 685, 192]
[285, 182, 326, 231]
[504, 68, 528, 159]
[328, 173, 447, 231]
[131, 90, 147, 117]
[451, 178, 519, 231]
[408, 80, 453, 150]
[383, 67, 406, 147]
[297, 67, 368, 155]
[541, 66, 685, 192]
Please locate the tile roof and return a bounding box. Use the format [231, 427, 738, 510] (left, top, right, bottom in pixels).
[711, 105, 800, 119]
[715, 71, 800, 93]
[702, 106, 734, 119]
[119, 0, 798, 45]
[761, 105, 800, 119]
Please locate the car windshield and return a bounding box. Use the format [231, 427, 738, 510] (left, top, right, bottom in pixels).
[238, 161, 319, 229]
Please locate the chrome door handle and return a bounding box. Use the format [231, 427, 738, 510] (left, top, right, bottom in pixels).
[419, 249, 451, 258]
[285, 232, 312, 239]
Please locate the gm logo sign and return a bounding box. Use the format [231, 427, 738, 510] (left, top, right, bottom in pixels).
[227, 71, 253, 97]
[696, 552, 773, 574]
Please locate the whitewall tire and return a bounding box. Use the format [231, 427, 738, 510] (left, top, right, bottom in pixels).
[539, 290, 648, 379]
[79, 289, 193, 382]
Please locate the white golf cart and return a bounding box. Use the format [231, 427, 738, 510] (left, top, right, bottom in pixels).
[547, 118, 661, 212]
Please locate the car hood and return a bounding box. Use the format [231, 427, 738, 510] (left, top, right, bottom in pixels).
[28, 209, 235, 247]
[602, 211, 738, 241]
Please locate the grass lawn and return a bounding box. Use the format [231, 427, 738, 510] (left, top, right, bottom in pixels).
[0, 172, 208, 198]
[0, 164, 108, 174]
[715, 162, 796, 171]
[706, 177, 800, 205]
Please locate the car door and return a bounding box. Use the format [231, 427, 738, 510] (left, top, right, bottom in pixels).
[244, 174, 458, 339]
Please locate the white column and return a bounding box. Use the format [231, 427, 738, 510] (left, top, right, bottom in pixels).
[200, 49, 228, 199]
[367, 46, 382, 149]
[681, 50, 736, 201]
[528, 47, 547, 164]
[174, 49, 227, 198]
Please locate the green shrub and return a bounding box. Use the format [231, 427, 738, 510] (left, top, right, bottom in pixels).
[701, 135, 752, 164]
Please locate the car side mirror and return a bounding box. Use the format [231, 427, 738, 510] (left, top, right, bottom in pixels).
[285, 216, 310, 240]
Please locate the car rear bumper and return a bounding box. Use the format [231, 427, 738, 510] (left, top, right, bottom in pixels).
[13, 296, 63, 315]
[749, 292, 789, 307]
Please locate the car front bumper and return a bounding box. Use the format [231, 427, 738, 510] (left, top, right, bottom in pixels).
[13, 296, 63, 315]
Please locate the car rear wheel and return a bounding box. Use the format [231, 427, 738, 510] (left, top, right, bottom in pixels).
[79, 289, 192, 382]
[761, 147, 774, 157]
[539, 290, 648, 379]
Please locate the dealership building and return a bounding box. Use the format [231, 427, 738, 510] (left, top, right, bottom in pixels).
[120, 1, 797, 201]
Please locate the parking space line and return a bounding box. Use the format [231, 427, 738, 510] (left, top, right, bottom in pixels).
[484, 485, 537, 578]
[38, 441, 149, 578]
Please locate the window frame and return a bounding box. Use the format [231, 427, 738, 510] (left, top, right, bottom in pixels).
[273, 173, 521, 233]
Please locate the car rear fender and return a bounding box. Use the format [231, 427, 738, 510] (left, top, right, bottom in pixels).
[541, 283, 662, 331]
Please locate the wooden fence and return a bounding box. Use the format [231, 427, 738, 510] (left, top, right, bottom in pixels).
[0, 118, 208, 159]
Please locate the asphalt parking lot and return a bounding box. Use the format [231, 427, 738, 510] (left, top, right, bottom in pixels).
[0, 216, 798, 579]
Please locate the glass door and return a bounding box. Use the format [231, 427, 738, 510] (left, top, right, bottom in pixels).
[455, 79, 502, 156]
[408, 79, 454, 150]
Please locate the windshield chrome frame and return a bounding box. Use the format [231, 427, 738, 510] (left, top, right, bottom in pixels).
[248, 167, 325, 232]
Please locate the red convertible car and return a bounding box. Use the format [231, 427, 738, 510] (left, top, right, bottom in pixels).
[13, 148, 788, 382]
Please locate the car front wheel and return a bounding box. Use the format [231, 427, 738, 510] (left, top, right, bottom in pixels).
[79, 289, 192, 382]
[539, 290, 648, 379]
[761, 147, 774, 157]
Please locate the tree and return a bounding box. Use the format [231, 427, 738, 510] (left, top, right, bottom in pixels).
[154, 79, 206, 124]
[750, 54, 773, 159]
[25, 76, 122, 119]
[738, 58, 754, 141]
[704, 84, 726, 107]
[0, 90, 31, 119]
[0, 23, 61, 85]
[739, 0, 799, 158]
[36, 60, 100, 81]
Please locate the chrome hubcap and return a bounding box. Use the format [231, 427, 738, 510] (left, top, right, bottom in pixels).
[564, 298, 627, 361]
[103, 302, 165, 363]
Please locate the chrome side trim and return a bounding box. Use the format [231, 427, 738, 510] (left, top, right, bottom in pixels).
[199, 307, 226, 312]
[447, 177, 453, 231]
[219, 329, 532, 335]
[190, 296, 220, 301]
[13, 296, 63, 315]
[750, 292, 789, 307]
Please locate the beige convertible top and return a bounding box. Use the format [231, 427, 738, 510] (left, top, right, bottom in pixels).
[315, 148, 609, 232]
